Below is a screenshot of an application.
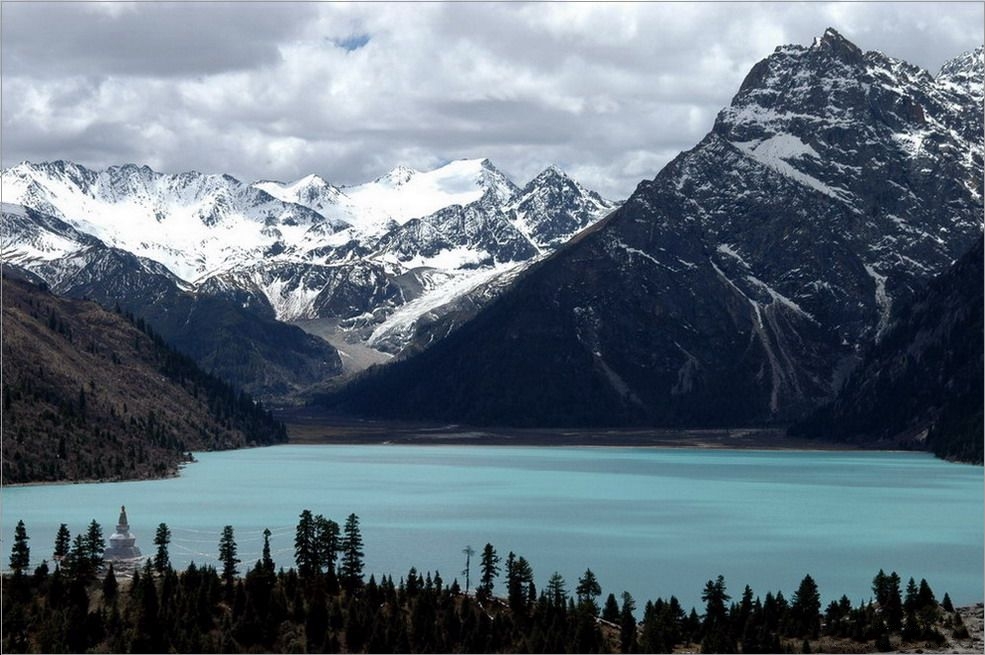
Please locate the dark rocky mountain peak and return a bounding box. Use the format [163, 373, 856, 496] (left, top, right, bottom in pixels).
[938, 44, 984, 85]
[813, 27, 864, 62]
[327, 30, 983, 430]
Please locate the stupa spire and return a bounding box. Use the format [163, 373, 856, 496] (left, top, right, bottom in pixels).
[105, 504, 141, 562]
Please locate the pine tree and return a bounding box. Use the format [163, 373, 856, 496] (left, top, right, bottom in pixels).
[916, 578, 936, 609]
[619, 591, 638, 654]
[603, 593, 621, 622]
[313, 514, 339, 574]
[701, 575, 734, 653]
[53, 523, 71, 561]
[883, 571, 903, 630]
[462, 544, 474, 594]
[505, 554, 534, 615]
[261, 528, 274, 574]
[85, 519, 105, 571]
[218, 525, 239, 585]
[545, 572, 568, 608]
[576, 568, 602, 613]
[340, 513, 364, 591]
[65, 533, 93, 583]
[9, 520, 30, 574]
[294, 509, 315, 576]
[478, 543, 500, 600]
[791, 574, 821, 638]
[153, 523, 172, 573]
[103, 564, 118, 602]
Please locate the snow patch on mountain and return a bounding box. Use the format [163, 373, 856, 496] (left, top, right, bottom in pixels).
[342, 158, 517, 228]
[731, 135, 853, 204]
[864, 263, 893, 338]
[367, 260, 530, 348]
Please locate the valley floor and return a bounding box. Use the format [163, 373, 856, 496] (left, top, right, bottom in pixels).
[277, 409, 865, 451]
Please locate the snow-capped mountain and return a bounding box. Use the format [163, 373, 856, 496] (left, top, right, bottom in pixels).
[1, 203, 343, 399]
[505, 166, 614, 251]
[2, 161, 346, 282]
[327, 29, 983, 428]
[2, 157, 617, 382]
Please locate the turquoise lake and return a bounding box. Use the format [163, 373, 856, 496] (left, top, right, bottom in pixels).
[2, 445, 982, 610]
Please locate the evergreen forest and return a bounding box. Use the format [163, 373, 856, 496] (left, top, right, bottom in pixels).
[2, 512, 972, 654]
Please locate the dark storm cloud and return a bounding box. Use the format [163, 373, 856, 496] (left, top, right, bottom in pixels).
[1, 2, 317, 77]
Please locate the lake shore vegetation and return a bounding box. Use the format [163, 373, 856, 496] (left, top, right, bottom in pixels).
[3, 514, 979, 654]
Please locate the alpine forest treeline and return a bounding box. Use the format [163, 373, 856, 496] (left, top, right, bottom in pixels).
[1, 276, 287, 483]
[2, 512, 972, 654]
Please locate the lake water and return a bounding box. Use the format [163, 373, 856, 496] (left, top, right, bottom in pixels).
[2, 445, 982, 610]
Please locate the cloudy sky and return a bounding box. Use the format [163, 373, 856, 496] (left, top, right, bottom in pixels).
[2, 2, 982, 199]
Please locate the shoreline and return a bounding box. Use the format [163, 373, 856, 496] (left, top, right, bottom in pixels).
[277, 409, 891, 452]
[1, 413, 950, 489]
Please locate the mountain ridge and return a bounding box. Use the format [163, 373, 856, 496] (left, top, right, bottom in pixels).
[2, 158, 616, 385]
[1, 275, 288, 483]
[324, 29, 983, 433]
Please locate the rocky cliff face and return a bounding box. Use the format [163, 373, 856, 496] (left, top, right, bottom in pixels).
[791, 237, 983, 463]
[326, 30, 983, 428]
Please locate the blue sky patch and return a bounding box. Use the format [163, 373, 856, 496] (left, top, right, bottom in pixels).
[332, 33, 370, 52]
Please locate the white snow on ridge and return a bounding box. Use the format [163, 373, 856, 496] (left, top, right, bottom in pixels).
[608, 236, 680, 272]
[731, 135, 855, 204]
[716, 243, 751, 269]
[343, 159, 503, 227]
[379, 245, 492, 271]
[3, 157, 616, 361]
[1, 164, 315, 282]
[367, 260, 531, 347]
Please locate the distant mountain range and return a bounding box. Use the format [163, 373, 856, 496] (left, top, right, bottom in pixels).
[1, 158, 615, 396]
[326, 30, 983, 435]
[1, 276, 286, 483]
[3, 28, 981, 464]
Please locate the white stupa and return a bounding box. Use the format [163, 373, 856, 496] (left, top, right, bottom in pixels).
[104, 505, 142, 561]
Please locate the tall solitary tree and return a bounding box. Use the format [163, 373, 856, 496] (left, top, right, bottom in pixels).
[506, 553, 534, 614]
[313, 514, 340, 574]
[153, 523, 171, 573]
[261, 528, 275, 574]
[790, 574, 822, 638]
[576, 568, 602, 613]
[340, 513, 364, 591]
[478, 543, 500, 600]
[700, 575, 733, 653]
[9, 520, 30, 575]
[294, 509, 316, 577]
[53, 523, 71, 562]
[619, 591, 638, 654]
[462, 545, 475, 594]
[85, 519, 105, 571]
[65, 533, 93, 582]
[546, 572, 568, 608]
[218, 525, 239, 585]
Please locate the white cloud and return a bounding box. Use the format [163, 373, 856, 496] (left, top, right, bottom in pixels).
[2, 2, 982, 199]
